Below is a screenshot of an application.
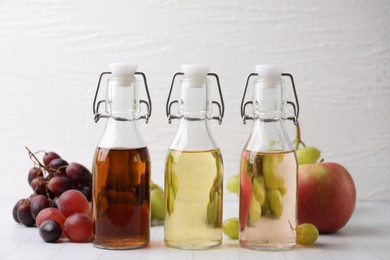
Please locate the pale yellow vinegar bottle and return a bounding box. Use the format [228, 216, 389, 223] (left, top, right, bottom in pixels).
[164, 65, 225, 250]
[239, 65, 300, 251]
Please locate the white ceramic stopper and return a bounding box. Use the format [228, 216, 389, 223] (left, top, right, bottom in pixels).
[182, 64, 209, 77]
[255, 65, 283, 78]
[109, 63, 137, 76]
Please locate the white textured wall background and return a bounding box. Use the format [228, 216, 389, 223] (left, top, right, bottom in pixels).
[0, 0, 389, 201]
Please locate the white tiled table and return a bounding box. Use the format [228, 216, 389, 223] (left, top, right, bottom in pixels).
[1, 200, 389, 260]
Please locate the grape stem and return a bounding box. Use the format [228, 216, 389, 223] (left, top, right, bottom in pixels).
[25, 147, 56, 199]
[26, 147, 46, 169]
[293, 124, 326, 162]
[294, 122, 306, 150]
[25, 146, 62, 177]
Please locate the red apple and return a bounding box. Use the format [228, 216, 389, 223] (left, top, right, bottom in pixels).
[298, 162, 356, 233]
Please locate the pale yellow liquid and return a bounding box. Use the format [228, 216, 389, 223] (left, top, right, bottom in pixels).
[164, 149, 223, 250]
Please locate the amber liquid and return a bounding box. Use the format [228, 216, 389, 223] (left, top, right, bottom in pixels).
[239, 150, 297, 251]
[92, 147, 150, 249]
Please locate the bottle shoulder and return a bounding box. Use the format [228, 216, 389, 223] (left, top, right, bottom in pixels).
[166, 148, 223, 169]
[97, 119, 147, 149]
[243, 120, 294, 152]
[169, 119, 220, 151]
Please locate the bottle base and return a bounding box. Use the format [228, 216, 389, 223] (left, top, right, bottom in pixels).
[93, 239, 149, 250]
[240, 239, 296, 251]
[165, 239, 222, 250]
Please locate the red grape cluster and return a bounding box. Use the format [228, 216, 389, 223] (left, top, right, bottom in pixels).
[12, 148, 92, 243]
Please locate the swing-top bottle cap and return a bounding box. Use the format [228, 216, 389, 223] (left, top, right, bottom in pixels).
[181, 64, 209, 88]
[109, 63, 137, 76]
[182, 64, 209, 78]
[255, 65, 283, 78]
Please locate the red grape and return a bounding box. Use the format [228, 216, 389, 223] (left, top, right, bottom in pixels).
[28, 167, 43, 186]
[52, 197, 59, 208]
[64, 213, 92, 242]
[58, 190, 89, 217]
[13, 199, 27, 223]
[17, 203, 35, 227]
[39, 220, 62, 243]
[78, 185, 92, 202]
[31, 176, 47, 195]
[36, 208, 66, 237]
[30, 195, 52, 219]
[43, 151, 61, 166]
[65, 162, 92, 184]
[52, 171, 67, 178]
[48, 158, 68, 175]
[48, 176, 71, 196]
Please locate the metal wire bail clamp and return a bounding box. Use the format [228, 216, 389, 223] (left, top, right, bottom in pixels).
[166, 72, 225, 124]
[240, 72, 299, 125]
[93, 71, 152, 123]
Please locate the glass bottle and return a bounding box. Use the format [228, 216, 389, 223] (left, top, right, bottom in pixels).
[91, 63, 152, 249]
[239, 65, 299, 251]
[164, 65, 225, 250]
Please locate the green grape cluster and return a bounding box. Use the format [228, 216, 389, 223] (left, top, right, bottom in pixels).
[246, 153, 286, 225]
[165, 154, 178, 215]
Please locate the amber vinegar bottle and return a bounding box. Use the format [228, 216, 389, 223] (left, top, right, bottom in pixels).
[91, 63, 152, 249]
[239, 65, 300, 251]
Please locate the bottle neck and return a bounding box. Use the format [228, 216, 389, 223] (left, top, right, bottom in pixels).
[98, 117, 146, 149]
[177, 78, 211, 120]
[107, 75, 140, 121]
[252, 77, 286, 121]
[245, 118, 294, 152]
[169, 118, 218, 151]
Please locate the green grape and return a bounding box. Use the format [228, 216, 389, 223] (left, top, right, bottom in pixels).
[167, 186, 175, 214]
[269, 189, 283, 218]
[278, 175, 287, 195]
[151, 182, 163, 193]
[261, 193, 270, 216]
[207, 201, 213, 224]
[213, 191, 222, 226]
[297, 223, 319, 245]
[171, 171, 178, 198]
[263, 155, 280, 190]
[252, 178, 265, 205]
[151, 189, 164, 220]
[223, 218, 239, 239]
[166, 168, 172, 187]
[209, 187, 214, 201]
[227, 174, 239, 194]
[277, 154, 284, 163]
[248, 197, 261, 226]
[296, 146, 321, 165]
